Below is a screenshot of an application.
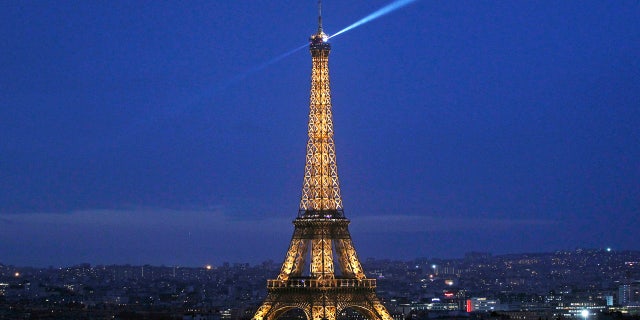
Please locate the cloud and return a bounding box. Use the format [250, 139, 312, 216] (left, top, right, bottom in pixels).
[0, 206, 293, 234]
[0, 208, 558, 266]
[354, 214, 557, 233]
[0, 206, 295, 267]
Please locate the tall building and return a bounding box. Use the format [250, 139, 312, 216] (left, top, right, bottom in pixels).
[619, 281, 640, 306]
[252, 4, 393, 320]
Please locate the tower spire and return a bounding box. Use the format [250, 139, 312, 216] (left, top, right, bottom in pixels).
[311, 0, 329, 46]
[318, 0, 323, 33]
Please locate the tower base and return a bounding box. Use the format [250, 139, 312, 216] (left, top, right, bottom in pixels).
[253, 281, 393, 320]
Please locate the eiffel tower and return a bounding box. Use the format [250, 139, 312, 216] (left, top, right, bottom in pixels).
[252, 3, 394, 320]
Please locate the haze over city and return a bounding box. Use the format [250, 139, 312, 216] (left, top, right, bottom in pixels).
[1, 1, 639, 267]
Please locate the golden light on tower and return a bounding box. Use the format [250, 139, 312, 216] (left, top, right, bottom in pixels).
[299, 27, 342, 217]
[251, 2, 393, 320]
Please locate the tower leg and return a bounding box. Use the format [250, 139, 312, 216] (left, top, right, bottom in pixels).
[372, 300, 394, 320]
[253, 302, 273, 320]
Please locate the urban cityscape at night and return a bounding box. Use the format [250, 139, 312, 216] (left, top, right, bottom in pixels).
[1, 0, 639, 319]
[2, 249, 640, 319]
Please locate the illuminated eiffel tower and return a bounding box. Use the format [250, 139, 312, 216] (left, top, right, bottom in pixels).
[252, 3, 393, 320]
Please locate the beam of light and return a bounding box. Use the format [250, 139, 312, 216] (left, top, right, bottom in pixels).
[212, 0, 420, 92]
[227, 0, 420, 88]
[219, 43, 308, 92]
[220, 0, 420, 92]
[113, 42, 309, 144]
[329, 0, 419, 39]
[117, 0, 419, 142]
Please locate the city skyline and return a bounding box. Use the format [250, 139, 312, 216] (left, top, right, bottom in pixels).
[3, 249, 639, 318]
[1, 1, 639, 267]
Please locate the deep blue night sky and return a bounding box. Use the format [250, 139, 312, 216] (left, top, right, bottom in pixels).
[1, 1, 639, 267]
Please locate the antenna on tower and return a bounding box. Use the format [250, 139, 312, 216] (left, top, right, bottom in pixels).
[318, 0, 323, 32]
[310, 0, 328, 45]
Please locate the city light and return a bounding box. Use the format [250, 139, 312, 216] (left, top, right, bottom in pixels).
[3, 250, 637, 317]
[581, 310, 589, 319]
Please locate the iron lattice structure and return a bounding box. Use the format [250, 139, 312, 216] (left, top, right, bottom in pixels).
[298, 28, 343, 219]
[252, 19, 393, 320]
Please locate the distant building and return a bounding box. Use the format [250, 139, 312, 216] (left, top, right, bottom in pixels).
[466, 298, 500, 312]
[619, 281, 640, 306]
[555, 301, 606, 318]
